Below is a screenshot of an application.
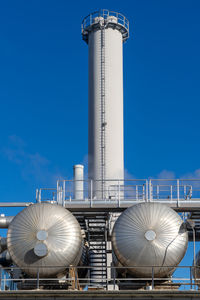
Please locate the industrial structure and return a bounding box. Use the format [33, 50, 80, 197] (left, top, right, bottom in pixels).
[0, 8, 200, 299]
[83, 10, 128, 199]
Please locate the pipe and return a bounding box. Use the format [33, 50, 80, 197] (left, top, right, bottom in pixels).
[0, 216, 14, 228]
[0, 203, 32, 207]
[73, 165, 84, 200]
[188, 231, 200, 241]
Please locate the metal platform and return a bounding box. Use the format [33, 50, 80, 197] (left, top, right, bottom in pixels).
[1, 179, 200, 295]
[2, 179, 200, 212]
[32, 179, 200, 212]
[0, 289, 200, 300]
[2, 178, 200, 251]
[81, 9, 129, 43]
[0, 289, 200, 299]
[0, 265, 200, 294]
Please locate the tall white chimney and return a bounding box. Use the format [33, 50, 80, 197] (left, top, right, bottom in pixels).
[82, 9, 129, 199]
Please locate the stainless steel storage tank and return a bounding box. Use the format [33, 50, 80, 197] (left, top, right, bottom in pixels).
[112, 202, 188, 277]
[7, 203, 83, 277]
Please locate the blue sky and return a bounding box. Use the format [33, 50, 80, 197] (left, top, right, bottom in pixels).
[0, 0, 200, 277]
[0, 0, 200, 202]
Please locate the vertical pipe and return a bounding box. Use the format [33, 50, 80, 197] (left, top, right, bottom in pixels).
[146, 180, 148, 201]
[170, 185, 173, 201]
[0, 267, 1, 291]
[190, 266, 193, 290]
[113, 267, 116, 290]
[3, 273, 5, 291]
[142, 184, 145, 201]
[75, 267, 78, 290]
[36, 269, 39, 290]
[39, 189, 41, 202]
[193, 227, 196, 280]
[149, 180, 152, 202]
[63, 180, 66, 206]
[177, 179, 180, 203]
[36, 189, 38, 203]
[90, 179, 93, 201]
[73, 165, 84, 200]
[156, 185, 159, 200]
[56, 180, 59, 203]
[151, 267, 154, 290]
[136, 185, 138, 201]
[118, 180, 120, 206]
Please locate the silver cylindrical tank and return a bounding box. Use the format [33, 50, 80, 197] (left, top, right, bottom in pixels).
[112, 203, 188, 277]
[0, 215, 14, 228]
[7, 203, 83, 277]
[82, 10, 129, 199]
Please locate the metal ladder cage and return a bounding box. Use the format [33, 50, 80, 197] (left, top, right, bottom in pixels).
[81, 9, 129, 43]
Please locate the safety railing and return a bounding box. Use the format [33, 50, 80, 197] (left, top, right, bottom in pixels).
[0, 265, 200, 291]
[36, 188, 57, 203]
[81, 9, 129, 42]
[149, 179, 200, 203]
[56, 179, 148, 205]
[35, 179, 200, 208]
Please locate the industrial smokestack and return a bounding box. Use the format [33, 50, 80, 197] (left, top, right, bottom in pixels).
[82, 9, 129, 199]
[73, 164, 84, 200]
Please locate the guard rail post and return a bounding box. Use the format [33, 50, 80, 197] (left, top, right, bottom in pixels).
[151, 267, 154, 290]
[190, 266, 193, 290]
[37, 269, 40, 290]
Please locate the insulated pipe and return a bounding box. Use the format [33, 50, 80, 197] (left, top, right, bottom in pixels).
[73, 165, 84, 200]
[0, 203, 33, 207]
[0, 216, 14, 228]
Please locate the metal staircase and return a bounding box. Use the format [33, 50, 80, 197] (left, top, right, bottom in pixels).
[87, 216, 108, 287]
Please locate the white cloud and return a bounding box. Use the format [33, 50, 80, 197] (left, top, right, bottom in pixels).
[2, 135, 63, 185]
[181, 169, 200, 179]
[157, 169, 176, 179]
[124, 169, 137, 180]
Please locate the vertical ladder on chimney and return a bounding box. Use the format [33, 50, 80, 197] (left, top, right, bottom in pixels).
[100, 24, 106, 199]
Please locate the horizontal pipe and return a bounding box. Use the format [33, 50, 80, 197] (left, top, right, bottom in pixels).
[0, 216, 14, 228]
[0, 202, 33, 207]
